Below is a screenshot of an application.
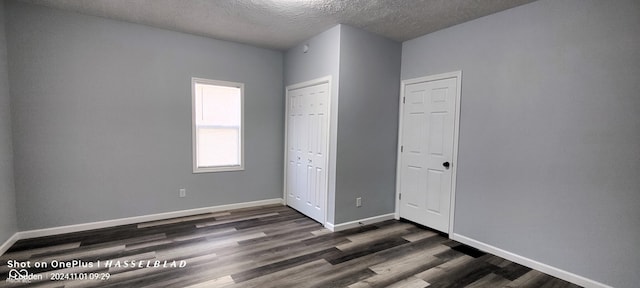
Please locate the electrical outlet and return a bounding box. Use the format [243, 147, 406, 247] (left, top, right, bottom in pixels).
[179, 188, 186, 198]
[356, 197, 362, 207]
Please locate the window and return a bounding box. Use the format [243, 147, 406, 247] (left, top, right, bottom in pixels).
[192, 78, 244, 173]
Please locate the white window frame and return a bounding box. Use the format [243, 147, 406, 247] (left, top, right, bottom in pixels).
[192, 77, 245, 173]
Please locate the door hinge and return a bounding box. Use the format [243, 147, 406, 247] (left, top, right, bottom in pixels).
[403, 97, 405, 104]
[401, 146, 403, 152]
[399, 193, 402, 200]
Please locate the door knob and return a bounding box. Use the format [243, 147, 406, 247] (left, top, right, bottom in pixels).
[443, 162, 450, 169]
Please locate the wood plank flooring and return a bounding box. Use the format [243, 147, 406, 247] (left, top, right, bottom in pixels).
[0, 205, 581, 288]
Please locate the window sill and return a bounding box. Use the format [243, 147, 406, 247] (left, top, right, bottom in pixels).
[193, 166, 244, 173]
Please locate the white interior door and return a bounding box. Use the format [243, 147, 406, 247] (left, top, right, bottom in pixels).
[398, 73, 460, 233]
[286, 81, 329, 224]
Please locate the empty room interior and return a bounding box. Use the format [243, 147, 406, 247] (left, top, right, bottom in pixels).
[0, 0, 638, 287]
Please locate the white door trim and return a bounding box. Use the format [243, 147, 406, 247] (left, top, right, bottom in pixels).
[395, 71, 462, 235]
[283, 75, 332, 228]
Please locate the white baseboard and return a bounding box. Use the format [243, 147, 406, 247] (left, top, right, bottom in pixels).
[451, 233, 613, 288]
[0, 233, 20, 256]
[324, 222, 335, 231]
[326, 213, 396, 232]
[12, 198, 283, 241]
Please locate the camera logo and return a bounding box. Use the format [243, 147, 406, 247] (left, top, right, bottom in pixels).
[6, 269, 37, 284]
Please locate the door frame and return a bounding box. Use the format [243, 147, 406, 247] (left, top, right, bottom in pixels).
[394, 71, 462, 235]
[283, 75, 333, 227]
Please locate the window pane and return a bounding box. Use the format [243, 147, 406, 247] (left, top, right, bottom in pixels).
[197, 128, 240, 167]
[196, 84, 241, 126]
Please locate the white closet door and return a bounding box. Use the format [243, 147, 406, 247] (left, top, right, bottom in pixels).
[286, 82, 329, 224]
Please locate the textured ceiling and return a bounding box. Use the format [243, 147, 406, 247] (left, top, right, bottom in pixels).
[19, 0, 537, 51]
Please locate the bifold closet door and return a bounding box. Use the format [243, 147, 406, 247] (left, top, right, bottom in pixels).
[286, 82, 329, 224]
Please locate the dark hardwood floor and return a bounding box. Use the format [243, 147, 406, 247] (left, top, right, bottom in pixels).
[0, 205, 581, 288]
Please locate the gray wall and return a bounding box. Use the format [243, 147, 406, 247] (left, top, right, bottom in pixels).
[0, 0, 18, 245]
[402, 0, 640, 287]
[284, 25, 341, 224]
[284, 25, 401, 225]
[334, 25, 400, 223]
[6, 2, 284, 230]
